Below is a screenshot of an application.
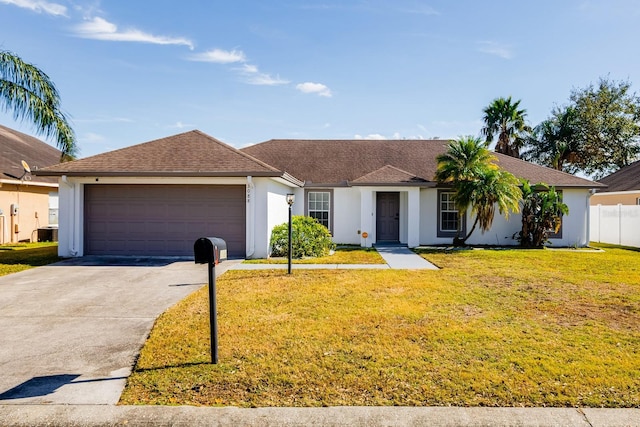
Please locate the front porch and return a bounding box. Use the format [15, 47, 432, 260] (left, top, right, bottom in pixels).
[358, 187, 421, 248]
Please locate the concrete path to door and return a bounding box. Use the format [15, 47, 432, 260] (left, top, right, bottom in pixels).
[230, 246, 439, 271]
[374, 245, 438, 269]
[0, 257, 239, 405]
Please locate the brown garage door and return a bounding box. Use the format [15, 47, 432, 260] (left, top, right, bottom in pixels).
[84, 184, 245, 257]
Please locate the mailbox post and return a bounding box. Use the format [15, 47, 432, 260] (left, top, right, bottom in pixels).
[194, 237, 227, 364]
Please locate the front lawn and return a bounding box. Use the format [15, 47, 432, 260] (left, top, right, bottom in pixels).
[120, 245, 639, 408]
[0, 242, 60, 277]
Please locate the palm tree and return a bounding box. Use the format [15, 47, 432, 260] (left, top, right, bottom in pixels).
[434, 135, 497, 184]
[1, 50, 77, 159]
[455, 167, 522, 243]
[435, 136, 522, 245]
[481, 96, 531, 158]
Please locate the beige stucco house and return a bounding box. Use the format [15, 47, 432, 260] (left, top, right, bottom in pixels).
[590, 160, 640, 205]
[0, 125, 61, 244]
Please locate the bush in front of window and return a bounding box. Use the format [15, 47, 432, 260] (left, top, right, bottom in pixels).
[270, 215, 335, 258]
[514, 180, 569, 248]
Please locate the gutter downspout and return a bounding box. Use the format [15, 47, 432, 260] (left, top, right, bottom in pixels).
[246, 176, 255, 258]
[586, 188, 595, 246]
[0, 215, 5, 245]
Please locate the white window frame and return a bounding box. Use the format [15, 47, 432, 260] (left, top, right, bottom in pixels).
[437, 190, 465, 238]
[305, 190, 332, 232]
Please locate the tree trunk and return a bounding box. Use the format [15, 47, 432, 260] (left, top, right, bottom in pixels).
[457, 216, 479, 246]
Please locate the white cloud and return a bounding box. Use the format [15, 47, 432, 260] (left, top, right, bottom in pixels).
[189, 48, 288, 86]
[476, 41, 513, 59]
[296, 82, 332, 97]
[237, 62, 289, 86]
[239, 63, 258, 73]
[246, 72, 289, 86]
[188, 48, 246, 63]
[0, 0, 66, 16]
[354, 132, 427, 140]
[73, 17, 194, 50]
[354, 134, 387, 140]
[169, 121, 195, 129]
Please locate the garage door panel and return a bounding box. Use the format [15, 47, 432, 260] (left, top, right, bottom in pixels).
[85, 184, 245, 257]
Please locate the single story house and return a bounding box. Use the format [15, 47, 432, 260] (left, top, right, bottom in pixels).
[590, 160, 640, 205]
[0, 125, 61, 244]
[36, 130, 603, 259]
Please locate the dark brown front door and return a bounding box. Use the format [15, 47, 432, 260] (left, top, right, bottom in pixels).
[376, 192, 400, 242]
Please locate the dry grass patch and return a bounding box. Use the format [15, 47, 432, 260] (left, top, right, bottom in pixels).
[121, 246, 639, 408]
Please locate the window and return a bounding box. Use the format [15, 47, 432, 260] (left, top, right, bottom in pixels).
[306, 191, 331, 230]
[437, 190, 465, 238]
[547, 190, 563, 239]
[48, 192, 59, 226]
[636, 197, 640, 205]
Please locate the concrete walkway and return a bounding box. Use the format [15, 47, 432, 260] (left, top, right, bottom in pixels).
[0, 404, 638, 426]
[231, 245, 438, 271]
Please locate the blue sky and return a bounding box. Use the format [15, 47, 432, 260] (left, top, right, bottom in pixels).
[1, 0, 639, 158]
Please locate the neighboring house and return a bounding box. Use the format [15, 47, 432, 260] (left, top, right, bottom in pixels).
[589, 160, 640, 248]
[0, 125, 61, 244]
[36, 130, 602, 259]
[590, 159, 640, 205]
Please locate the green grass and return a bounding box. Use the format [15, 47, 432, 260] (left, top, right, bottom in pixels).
[120, 245, 639, 408]
[243, 246, 384, 264]
[0, 242, 60, 276]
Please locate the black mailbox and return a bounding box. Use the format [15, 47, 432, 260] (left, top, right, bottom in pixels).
[194, 237, 228, 265]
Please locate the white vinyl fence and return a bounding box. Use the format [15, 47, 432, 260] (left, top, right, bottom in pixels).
[590, 204, 640, 247]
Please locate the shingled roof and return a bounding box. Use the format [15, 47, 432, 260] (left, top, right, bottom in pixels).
[34, 131, 604, 189]
[0, 124, 61, 185]
[36, 130, 289, 179]
[242, 139, 602, 188]
[596, 160, 640, 192]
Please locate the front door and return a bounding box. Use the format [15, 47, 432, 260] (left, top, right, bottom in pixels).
[376, 192, 400, 242]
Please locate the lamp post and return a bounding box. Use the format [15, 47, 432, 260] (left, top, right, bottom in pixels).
[286, 193, 295, 274]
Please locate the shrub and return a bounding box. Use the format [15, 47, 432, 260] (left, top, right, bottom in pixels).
[515, 180, 569, 247]
[270, 215, 335, 258]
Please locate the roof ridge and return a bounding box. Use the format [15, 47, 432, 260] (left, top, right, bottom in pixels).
[353, 164, 417, 181]
[192, 131, 281, 173]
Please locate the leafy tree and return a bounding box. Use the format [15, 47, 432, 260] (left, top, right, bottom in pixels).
[270, 215, 335, 258]
[515, 181, 569, 248]
[569, 77, 640, 179]
[0, 50, 77, 159]
[481, 96, 531, 158]
[435, 136, 522, 245]
[522, 106, 582, 174]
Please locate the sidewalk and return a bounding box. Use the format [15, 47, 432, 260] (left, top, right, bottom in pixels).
[0, 404, 638, 427]
[231, 245, 439, 271]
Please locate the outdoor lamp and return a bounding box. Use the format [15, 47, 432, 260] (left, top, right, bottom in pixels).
[286, 194, 295, 274]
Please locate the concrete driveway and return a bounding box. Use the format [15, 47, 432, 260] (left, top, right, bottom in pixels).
[0, 256, 234, 405]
